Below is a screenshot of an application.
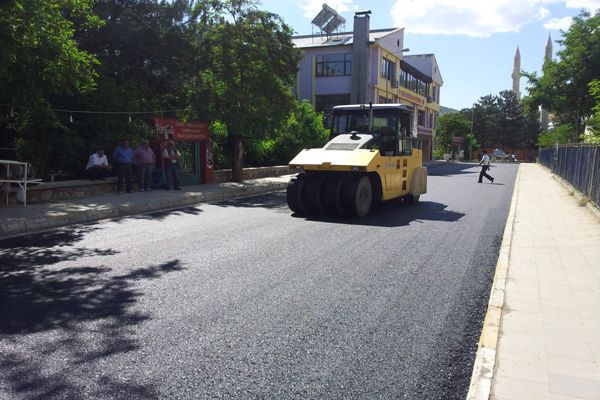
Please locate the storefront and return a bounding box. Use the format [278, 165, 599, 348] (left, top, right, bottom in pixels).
[153, 118, 214, 185]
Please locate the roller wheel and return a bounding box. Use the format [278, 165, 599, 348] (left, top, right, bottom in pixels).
[301, 177, 320, 214]
[317, 178, 341, 215]
[405, 194, 420, 204]
[286, 175, 305, 213]
[341, 176, 373, 217]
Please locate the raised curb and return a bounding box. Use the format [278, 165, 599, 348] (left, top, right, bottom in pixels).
[465, 166, 521, 400]
[0, 179, 289, 238]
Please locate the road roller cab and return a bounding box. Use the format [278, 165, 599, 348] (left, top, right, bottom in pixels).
[287, 103, 427, 217]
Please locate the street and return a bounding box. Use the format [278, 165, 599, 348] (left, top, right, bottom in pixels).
[0, 162, 519, 400]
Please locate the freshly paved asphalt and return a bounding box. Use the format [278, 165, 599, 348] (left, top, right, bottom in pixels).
[0, 162, 519, 400]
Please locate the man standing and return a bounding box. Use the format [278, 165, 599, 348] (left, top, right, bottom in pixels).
[150, 132, 167, 189]
[86, 148, 112, 181]
[162, 140, 181, 190]
[134, 139, 156, 192]
[478, 150, 494, 183]
[113, 139, 134, 193]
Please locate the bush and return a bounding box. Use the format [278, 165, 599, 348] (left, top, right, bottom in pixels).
[260, 100, 328, 166]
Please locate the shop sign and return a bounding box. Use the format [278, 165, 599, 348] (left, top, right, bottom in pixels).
[154, 118, 210, 142]
[418, 126, 432, 135]
[399, 90, 425, 106]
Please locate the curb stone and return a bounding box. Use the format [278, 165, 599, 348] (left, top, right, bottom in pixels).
[0, 180, 289, 239]
[465, 166, 521, 400]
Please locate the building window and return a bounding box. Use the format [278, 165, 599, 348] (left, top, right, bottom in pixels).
[381, 58, 396, 81]
[316, 54, 352, 77]
[315, 94, 351, 113]
[418, 110, 426, 126]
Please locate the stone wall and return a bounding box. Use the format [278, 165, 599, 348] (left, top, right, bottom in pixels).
[212, 166, 295, 183]
[5, 166, 293, 204]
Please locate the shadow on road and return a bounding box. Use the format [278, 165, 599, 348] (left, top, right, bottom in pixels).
[0, 227, 183, 399]
[215, 191, 289, 211]
[428, 162, 481, 177]
[136, 206, 204, 220]
[0, 226, 116, 269]
[297, 200, 465, 227]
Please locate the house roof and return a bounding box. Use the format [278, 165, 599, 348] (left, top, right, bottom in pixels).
[403, 54, 444, 85]
[291, 28, 443, 86]
[292, 28, 399, 49]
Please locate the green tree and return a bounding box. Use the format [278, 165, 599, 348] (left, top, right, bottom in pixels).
[58, 0, 193, 169]
[0, 0, 101, 175]
[434, 112, 471, 158]
[525, 10, 600, 140]
[588, 79, 600, 140]
[537, 124, 573, 147]
[188, 0, 301, 181]
[497, 90, 527, 149]
[260, 100, 328, 166]
[472, 95, 500, 149]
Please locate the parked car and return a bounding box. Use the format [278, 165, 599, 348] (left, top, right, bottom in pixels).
[493, 149, 510, 159]
[492, 148, 517, 161]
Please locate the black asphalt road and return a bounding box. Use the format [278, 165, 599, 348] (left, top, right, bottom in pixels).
[0, 162, 519, 400]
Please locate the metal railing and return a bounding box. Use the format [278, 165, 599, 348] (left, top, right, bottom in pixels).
[538, 145, 600, 207]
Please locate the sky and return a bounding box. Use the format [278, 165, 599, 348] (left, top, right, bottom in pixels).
[259, 0, 600, 110]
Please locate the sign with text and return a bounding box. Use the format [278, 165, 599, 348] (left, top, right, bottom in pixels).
[154, 118, 210, 142]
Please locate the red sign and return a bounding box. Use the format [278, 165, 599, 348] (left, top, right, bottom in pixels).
[399, 91, 425, 106]
[154, 118, 210, 142]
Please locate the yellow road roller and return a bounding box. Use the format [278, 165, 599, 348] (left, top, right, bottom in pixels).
[287, 103, 427, 217]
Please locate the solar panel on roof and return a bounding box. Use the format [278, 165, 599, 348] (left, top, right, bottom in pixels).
[312, 3, 344, 30]
[323, 14, 345, 34]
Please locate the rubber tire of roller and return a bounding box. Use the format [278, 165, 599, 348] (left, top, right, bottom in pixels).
[286, 175, 305, 214]
[302, 178, 320, 214]
[354, 176, 373, 217]
[317, 177, 339, 215]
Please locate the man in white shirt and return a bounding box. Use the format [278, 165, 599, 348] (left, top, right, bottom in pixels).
[86, 148, 112, 181]
[477, 150, 494, 183]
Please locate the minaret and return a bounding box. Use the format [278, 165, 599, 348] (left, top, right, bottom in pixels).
[512, 46, 521, 99]
[545, 34, 553, 61]
[541, 35, 552, 130]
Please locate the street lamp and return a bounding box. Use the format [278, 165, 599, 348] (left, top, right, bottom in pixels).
[385, 47, 410, 103]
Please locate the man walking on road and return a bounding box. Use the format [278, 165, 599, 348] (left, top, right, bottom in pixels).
[478, 150, 494, 183]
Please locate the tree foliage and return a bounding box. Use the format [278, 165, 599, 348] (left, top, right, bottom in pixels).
[0, 0, 327, 179]
[524, 10, 600, 140]
[589, 79, 600, 138]
[187, 0, 301, 181]
[0, 0, 102, 174]
[470, 91, 539, 153]
[259, 100, 328, 166]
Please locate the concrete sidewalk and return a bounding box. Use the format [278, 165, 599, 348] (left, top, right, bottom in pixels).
[468, 163, 600, 400]
[0, 161, 447, 238]
[0, 175, 292, 238]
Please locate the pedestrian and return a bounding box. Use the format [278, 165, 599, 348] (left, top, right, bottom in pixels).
[85, 148, 112, 181]
[134, 139, 156, 192]
[150, 133, 167, 189]
[162, 140, 181, 190]
[0, 164, 11, 205]
[113, 138, 134, 193]
[477, 150, 494, 183]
